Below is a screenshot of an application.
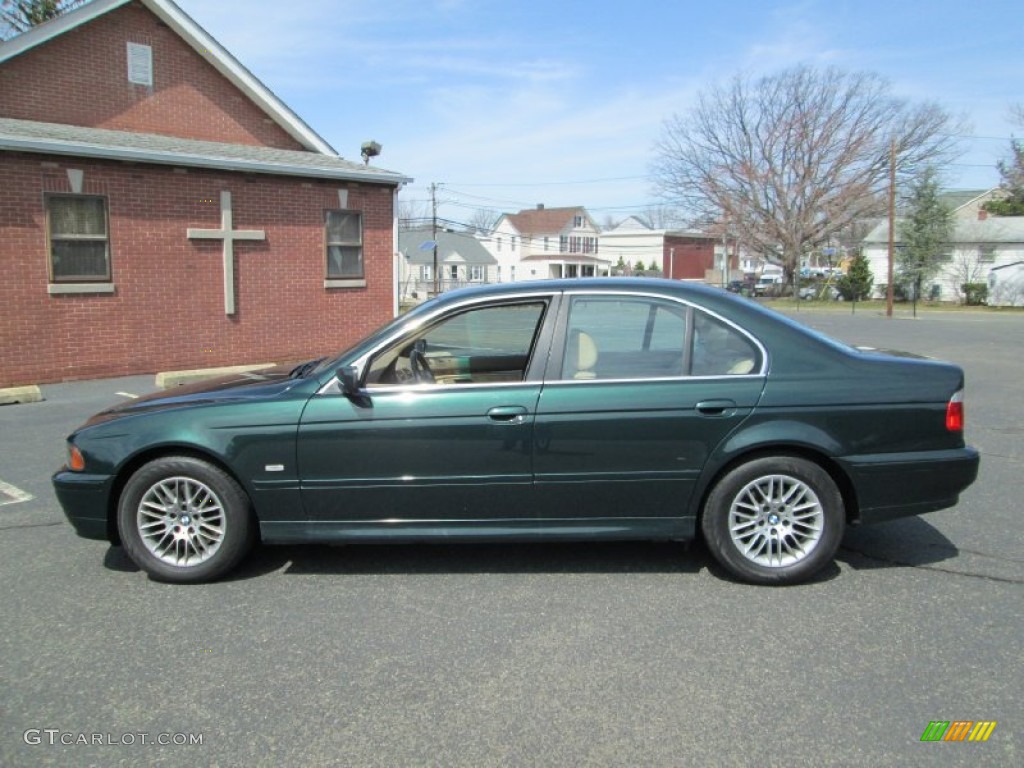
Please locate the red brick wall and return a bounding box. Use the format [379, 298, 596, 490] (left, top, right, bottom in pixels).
[662, 236, 717, 280]
[0, 152, 396, 387]
[0, 2, 305, 150]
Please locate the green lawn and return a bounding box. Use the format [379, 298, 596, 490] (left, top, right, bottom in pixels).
[758, 298, 1024, 314]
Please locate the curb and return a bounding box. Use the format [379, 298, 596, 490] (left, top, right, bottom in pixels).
[0, 385, 43, 405]
[156, 363, 277, 389]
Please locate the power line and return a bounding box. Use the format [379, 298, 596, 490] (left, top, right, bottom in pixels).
[444, 175, 648, 188]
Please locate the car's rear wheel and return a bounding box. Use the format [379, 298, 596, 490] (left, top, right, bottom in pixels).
[117, 456, 254, 583]
[701, 456, 844, 585]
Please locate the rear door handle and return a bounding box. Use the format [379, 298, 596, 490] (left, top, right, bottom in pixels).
[487, 406, 529, 424]
[696, 399, 737, 417]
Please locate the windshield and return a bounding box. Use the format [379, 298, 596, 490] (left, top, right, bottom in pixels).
[308, 300, 439, 378]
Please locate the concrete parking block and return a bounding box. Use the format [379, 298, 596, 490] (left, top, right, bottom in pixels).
[0, 385, 43, 405]
[156, 363, 276, 389]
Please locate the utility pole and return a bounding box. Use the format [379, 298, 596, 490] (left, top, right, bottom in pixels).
[721, 229, 730, 287]
[886, 138, 896, 318]
[430, 182, 439, 295]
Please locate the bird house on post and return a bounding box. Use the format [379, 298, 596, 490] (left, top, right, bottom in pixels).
[360, 141, 382, 165]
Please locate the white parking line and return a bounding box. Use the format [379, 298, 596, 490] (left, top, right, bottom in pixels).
[115, 392, 139, 399]
[0, 480, 34, 507]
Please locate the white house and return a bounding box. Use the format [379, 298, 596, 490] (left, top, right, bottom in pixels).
[484, 205, 609, 282]
[598, 216, 661, 274]
[862, 190, 1024, 302]
[397, 227, 496, 302]
[599, 217, 729, 281]
[988, 261, 1024, 307]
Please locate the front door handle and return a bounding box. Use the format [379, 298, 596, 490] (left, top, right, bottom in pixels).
[696, 399, 737, 417]
[487, 406, 529, 424]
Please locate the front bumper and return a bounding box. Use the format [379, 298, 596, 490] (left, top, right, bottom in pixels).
[838, 446, 980, 524]
[52, 469, 115, 541]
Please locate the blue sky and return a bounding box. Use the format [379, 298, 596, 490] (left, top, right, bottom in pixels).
[178, 0, 1022, 225]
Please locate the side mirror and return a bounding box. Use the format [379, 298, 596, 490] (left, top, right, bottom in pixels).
[337, 366, 360, 396]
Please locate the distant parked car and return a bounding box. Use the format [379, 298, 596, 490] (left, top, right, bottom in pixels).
[753, 274, 784, 296]
[54, 279, 979, 586]
[799, 284, 842, 301]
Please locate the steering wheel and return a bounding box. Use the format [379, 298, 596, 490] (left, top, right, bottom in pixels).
[409, 339, 435, 383]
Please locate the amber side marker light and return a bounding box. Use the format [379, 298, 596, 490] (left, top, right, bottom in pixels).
[68, 444, 86, 472]
[946, 390, 964, 432]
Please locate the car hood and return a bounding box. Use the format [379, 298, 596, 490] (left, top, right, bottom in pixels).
[82, 363, 315, 427]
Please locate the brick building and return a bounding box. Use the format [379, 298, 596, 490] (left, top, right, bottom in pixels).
[0, 0, 409, 387]
[600, 217, 731, 281]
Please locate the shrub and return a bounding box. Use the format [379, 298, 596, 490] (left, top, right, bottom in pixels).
[961, 283, 988, 306]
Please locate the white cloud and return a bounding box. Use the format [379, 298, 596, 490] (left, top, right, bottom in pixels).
[175, 0, 1015, 213]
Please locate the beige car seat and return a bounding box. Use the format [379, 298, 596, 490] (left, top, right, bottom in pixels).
[567, 329, 599, 379]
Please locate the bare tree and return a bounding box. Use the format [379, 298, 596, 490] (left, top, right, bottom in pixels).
[946, 246, 985, 304]
[831, 213, 882, 259]
[1011, 103, 1024, 127]
[652, 65, 964, 280]
[981, 106, 1024, 216]
[1, 0, 86, 39]
[463, 207, 499, 235]
[636, 205, 687, 230]
[944, 220, 991, 304]
[397, 199, 432, 229]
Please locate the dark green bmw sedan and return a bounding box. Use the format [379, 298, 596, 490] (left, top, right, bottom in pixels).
[54, 279, 979, 585]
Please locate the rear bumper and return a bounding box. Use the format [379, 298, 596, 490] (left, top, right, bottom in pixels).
[52, 469, 115, 541]
[838, 446, 980, 524]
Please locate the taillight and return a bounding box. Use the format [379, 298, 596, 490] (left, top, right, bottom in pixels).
[946, 390, 964, 432]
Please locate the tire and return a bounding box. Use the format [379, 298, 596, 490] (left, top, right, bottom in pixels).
[701, 456, 844, 585]
[117, 456, 255, 584]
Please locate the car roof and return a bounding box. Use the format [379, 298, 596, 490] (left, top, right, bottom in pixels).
[431, 277, 731, 304]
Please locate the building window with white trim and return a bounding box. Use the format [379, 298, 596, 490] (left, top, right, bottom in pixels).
[47, 194, 111, 282]
[325, 210, 363, 278]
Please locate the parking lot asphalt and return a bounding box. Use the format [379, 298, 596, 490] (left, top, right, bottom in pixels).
[0, 309, 1020, 767]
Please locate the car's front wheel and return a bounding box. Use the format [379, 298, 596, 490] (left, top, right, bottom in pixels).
[117, 456, 255, 583]
[701, 456, 844, 585]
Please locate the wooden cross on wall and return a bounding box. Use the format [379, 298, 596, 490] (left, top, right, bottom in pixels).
[187, 191, 266, 315]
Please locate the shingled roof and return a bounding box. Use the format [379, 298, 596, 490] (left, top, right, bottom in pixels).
[0, 117, 410, 184]
[398, 227, 496, 265]
[504, 206, 590, 235]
